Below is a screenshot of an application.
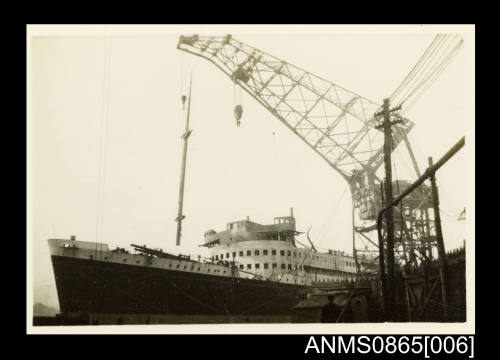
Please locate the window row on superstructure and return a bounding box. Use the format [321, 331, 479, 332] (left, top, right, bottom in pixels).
[211, 248, 356, 268]
[237, 263, 301, 271]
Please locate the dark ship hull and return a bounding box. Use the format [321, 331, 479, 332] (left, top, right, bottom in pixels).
[51, 254, 308, 316]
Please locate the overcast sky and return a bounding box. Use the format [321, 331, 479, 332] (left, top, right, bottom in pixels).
[28, 25, 474, 309]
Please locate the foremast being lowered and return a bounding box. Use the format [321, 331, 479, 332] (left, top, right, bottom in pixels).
[175, 74, 193, 246]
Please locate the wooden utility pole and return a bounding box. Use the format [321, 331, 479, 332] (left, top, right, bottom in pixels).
[375, 98, 403, 321]
[378, 181, 388, 318]
[428, 156, 449, 321]
[175, 74, 193, 246]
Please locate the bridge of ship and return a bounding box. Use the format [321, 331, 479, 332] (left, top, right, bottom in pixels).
[202, 215, 298, 248]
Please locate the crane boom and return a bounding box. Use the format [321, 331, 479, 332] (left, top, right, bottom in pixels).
[177, 35, 414, 184]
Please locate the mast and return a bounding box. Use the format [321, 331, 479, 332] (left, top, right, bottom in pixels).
[175, 74, 193, 246]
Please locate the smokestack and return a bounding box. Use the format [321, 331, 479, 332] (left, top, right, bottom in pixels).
[246, 216, 249, 221]
[290, 207, 294, 218]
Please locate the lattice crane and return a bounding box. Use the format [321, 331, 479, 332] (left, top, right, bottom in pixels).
[177, 34, 435, 273]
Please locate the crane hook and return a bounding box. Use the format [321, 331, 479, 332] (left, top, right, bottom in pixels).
[234, 104, 243, 127]
[181, 95, 187, 111]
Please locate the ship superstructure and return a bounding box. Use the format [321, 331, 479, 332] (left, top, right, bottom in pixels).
[203, 208, 363, 285]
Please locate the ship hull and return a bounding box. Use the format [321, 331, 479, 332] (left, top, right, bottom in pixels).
[51, 255, 309, 316]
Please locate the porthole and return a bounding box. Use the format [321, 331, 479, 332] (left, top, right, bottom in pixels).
[90, 255, 93, 259]
[169, 263, 172, 267]
[136, 260, 140, 264]
[123, 259, 127, 262]
[197, 268, 200, 271]
[104, 257, 108, 260]
[176, 264, 180, 268]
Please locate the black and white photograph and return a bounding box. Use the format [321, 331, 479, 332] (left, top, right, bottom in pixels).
[27, 24, 474, 334]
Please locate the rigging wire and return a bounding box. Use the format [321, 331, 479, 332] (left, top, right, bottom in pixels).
[393, 144, 417, 179]
[316, 184, 350, 243]
[95, 35, 112, 254]
[403, 133, 464, 223]
[434, 178, 465, 221]
[439, 208, 465, 220]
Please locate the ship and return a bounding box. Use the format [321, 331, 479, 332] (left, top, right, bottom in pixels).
[48, 208, 377, 318]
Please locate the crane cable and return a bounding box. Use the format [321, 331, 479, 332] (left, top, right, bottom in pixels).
[180, 51, 187, 109]
[233, 81, 243, 126]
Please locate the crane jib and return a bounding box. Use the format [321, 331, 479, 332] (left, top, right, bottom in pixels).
[176, 34, 414, 223]
[176, 35, 413, 179]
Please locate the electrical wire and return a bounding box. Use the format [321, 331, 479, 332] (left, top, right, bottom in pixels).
[402, 38, 463, 112]
[393, 35, 453, 106]
[383, 34, 463, 114]
[389, 35, 445, 102]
